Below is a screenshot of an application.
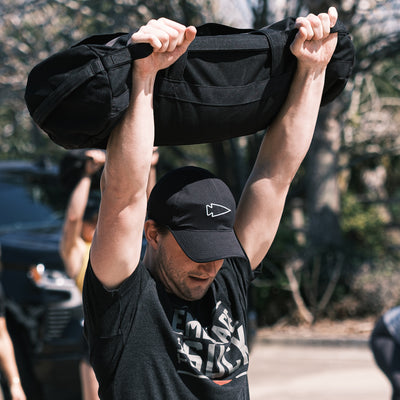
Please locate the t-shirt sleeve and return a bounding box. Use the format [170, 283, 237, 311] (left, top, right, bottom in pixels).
[82, 260, 150, 389]
[226, 255, 254, 296]
[216, 256, 254, 322]
[83, 260, 149, 338]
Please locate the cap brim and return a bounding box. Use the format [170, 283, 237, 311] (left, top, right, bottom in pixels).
[170, 229, 247, 263]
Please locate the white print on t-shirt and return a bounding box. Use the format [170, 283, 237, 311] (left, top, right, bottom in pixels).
[172, 300, 249, 381]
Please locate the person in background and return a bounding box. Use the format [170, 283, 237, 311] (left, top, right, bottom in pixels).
[60, 149, 106, 293]
[0, 283, 26, 400]
[59, 149, 105, 400]
[83, 8, 339, 399]
[370, 306, 400, 400]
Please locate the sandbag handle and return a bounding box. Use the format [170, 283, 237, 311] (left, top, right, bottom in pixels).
[259, 19, 349, 77]
[161, 17, 352, 81]
[165, 29, 272, 81]
[32, 43, 152, 126]
[258, 29, 291, 77]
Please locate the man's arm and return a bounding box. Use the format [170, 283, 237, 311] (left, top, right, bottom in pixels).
[59, 150, 105, 279]
[235, 8, 339, 270]
[0, 317, 26, 400]
[90, 19, 196, 289]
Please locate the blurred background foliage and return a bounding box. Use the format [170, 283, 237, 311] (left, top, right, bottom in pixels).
[1, 0, 400, 326]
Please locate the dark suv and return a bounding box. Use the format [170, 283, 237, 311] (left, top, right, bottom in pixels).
[0, 160, 83, 400]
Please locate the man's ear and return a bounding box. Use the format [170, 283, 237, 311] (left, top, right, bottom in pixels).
[144, 220, 160, 249]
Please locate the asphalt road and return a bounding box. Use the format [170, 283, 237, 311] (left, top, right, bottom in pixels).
[248, 340, 391, 400]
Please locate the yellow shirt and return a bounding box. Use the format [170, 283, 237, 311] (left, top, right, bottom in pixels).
[75, 241, 91, 293]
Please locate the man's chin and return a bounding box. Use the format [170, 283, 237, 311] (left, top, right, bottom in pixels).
[182, 284, 209, 301]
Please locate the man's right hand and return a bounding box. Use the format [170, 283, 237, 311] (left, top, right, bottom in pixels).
[130, 18, 196, 79]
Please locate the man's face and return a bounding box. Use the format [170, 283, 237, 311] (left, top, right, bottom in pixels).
[155, 231, 223, 301]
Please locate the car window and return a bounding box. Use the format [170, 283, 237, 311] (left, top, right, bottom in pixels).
[0, 168, 66, 233]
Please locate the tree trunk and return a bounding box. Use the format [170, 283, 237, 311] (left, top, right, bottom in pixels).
[306, 102, 343, 250]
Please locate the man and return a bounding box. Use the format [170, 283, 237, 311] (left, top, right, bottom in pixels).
[83, 8, 339, 399]
[0, 283, 26, 400]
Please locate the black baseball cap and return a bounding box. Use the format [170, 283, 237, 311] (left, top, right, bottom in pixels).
[147, 166, 246, 263]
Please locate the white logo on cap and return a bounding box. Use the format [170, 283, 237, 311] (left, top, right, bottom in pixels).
[206, 203, 231, 218]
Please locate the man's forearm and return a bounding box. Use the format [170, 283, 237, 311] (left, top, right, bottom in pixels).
[59, 174, 91, 263]
[66, 175, 92, 220]
[255, 64, 326, 184]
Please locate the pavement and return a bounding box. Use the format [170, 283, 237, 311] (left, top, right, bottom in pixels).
[247, 325, 391, 400]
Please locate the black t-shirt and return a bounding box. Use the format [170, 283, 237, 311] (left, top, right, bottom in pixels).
[83, 256, 254, 400]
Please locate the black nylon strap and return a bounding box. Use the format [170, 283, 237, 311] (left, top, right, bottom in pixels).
[188, 33, 270, 52]
[259, 29, 288, 77]
[165, 30, 271, 81]
[32, 42, 152, 125]
[33, 58, 104, 125]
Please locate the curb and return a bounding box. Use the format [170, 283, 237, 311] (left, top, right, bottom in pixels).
[255, 334, 370, 348]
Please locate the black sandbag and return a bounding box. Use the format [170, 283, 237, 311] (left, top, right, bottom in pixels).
[25, 18, 355, 150]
